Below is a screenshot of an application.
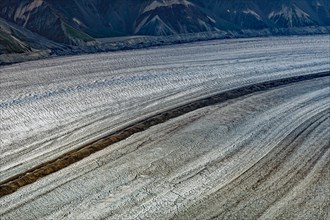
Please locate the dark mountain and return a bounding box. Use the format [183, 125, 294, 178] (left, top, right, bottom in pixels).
[198, 0, 330, 28]
[0, 0, 329, 55]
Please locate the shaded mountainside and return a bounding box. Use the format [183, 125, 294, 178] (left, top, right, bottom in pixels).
[0, 0, 329, 59]
[198, 0, 330, 29]
[0, 17, 66, 53]
[0, 17, 69, 64]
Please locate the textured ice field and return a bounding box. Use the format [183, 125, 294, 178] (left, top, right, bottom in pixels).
[1, 76, 329, 219]
[0, 35, 329, 183]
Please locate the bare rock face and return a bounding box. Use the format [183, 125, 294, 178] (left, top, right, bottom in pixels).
[0, 0, 68, 43]
[0, 0, 329, 48]
[135, 2, 217, 35]
[0, 0, 95, 45]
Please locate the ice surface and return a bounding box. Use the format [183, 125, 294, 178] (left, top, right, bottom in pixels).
[0, 35, 329, 182]
[1, 76, 329, 219]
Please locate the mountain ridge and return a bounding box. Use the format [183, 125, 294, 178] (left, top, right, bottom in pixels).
[0, 0, 329, 63]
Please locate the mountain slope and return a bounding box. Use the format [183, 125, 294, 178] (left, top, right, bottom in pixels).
[0, 0, 95, 44]
[199, 0, 330, 28]
[0, 0, 329, 58]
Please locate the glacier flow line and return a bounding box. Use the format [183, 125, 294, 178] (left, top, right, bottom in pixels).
[0, 71, 329, 197]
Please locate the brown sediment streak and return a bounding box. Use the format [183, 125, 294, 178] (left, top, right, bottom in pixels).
[0, 71, 329, 197]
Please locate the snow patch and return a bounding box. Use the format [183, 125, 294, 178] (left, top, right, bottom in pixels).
[14, 0, 44, 22]
[139, 15, 177, 35]
[268, 5, 310, 20]
[143, 0, 194, 13]
[73, 18, 83, 26]
[268, 5, 311, 27]
[243, 9, 262, 20]
[198, 19, 212, 31]
[207, 16, 216, 24]
[135, 15, 151, 34]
